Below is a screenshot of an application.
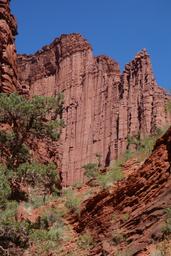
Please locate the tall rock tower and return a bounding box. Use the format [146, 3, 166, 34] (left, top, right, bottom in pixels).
[117, 49, 170, 156]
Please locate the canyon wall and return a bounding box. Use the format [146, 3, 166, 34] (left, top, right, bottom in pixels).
[0, 0, 18, 93]
[17, 34, 171, 185]
[0, 1, 170, 185]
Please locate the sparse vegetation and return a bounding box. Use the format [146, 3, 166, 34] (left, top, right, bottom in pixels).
[112, 229, 125, 245]
[127, 127, 168, 162]
[0, 199, 30, 255]
[0, 165, 11, 208]
[165, 100, 171, 114]
[73, 180, 84, 189]
[28, 205, 71, 254]
[77, 231, 94, 249]
[64, 189, 82, 215]
[161, 208, 171, 236]
[80, 127, 167, 192]
[150, 250, 164, 256]
[150, 239, 171, 256]
[96, 159, 124, 188]
[115, 249, 135, 256]
[30, 226, 63, 253]
[39, 208, 64, 229]
[82, 162, 98, 179]
[122, 212, 130, 222]
[30, 225, 63, 242]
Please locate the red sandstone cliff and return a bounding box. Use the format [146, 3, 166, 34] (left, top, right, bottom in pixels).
[0, 0, 18, 93]
[1, 1, 170, 186]
[17, 34, 171, 185]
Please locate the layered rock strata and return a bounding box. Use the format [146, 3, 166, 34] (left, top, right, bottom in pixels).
[74, 127, 171, 255]
[17, 34, 171, 185]
[0, 0, 18, 93]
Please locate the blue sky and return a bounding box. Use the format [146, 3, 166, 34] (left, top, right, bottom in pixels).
[11, 0, 171, 90]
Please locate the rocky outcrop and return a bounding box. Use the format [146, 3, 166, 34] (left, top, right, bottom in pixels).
[0, 0, 18, 93]
[117, 49, 171, 156]
[74, 127, 171, 255]
[17, 34, 171, 186]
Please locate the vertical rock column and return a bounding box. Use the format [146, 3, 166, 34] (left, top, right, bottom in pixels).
[117, 49, 170, 156]
[0, 0, 18, 93]
[54, 35, 121, 185]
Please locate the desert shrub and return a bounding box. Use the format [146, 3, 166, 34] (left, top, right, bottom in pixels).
[115, 249, 138, 256]
[30, 229, 49, 242]
[95, 153, 101, 166]
[0, 165, 11, 208]
[127, 127, 167, 162]
[0, 200, 30, 235]
[128, 133, 152, 153]
[30, 225, 63, 241]
[112, 229, 125, 245]
[30, 225, 63, 254]
[150, 250, 164, 256]
[77, 232, 94, 249]
[110, 162, 124, 181]
[96, 171, 113, 188]
[122, 213, 130, 222]
[123, 149, 133, 161]
[73, 180, 84, 189]
[28, 205, 68, 253]
[127, 134, 142, 151]
[48, 225, 63, 241]
[39, 208, 64, 229]
[96, 160, 124, 188]
[154, 240, 171, 256]
[161, 224, 171, 236]
[15, 162, 60, 194]
[0, 224, 29, 251]
[64, 189, 82, 215]
[161, 208, 171, 236]
[140, 136, 156, 154]
[66, 253, 77, 256]
[165, 100, 171, 114]
[82, 162, 98, 179]
[25, 195, 45, 209]
[0, 199, 30, 253]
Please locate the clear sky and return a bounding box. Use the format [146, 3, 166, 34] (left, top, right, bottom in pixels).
[11, 0, 171, 90]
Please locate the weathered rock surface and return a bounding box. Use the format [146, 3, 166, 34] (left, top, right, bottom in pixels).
[74, 127, 171, 255]
[118, 49, 171, 155]
[17, 34, 171, 185]
[0, 0, 18, 93]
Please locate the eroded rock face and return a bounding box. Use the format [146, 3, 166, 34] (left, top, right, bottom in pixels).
[75, 127, 171, 255]
[117, 49, 171, 156]
[0, 0, 18, 93]
[17, 34, 171, 185]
